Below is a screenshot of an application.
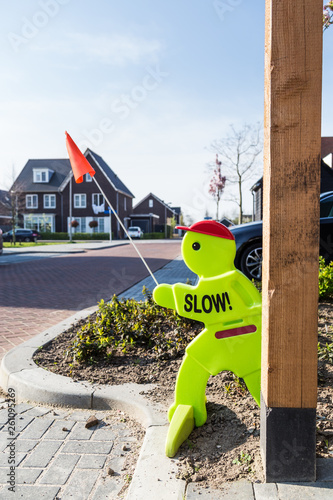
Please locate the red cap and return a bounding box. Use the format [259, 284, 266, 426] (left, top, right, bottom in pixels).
[176, 220, 234, 240]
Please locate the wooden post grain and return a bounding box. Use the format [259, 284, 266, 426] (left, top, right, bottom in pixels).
[261, 0, 322, 482]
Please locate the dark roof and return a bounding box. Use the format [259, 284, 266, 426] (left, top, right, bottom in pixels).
[86, 150, 134, 198]
[13, 159, 71, 192]
[133, 192, 177, 214]
[0, 190, 9, 205]
[321, 137, 333, 158]
[0, 189, 10, 215]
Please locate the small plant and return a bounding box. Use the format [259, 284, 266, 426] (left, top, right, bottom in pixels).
[232, 451, 253, 466]
[319, 256, 333, 300]
[318, 341, 333, 364]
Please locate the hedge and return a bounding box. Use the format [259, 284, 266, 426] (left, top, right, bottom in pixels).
[40, 232, 112, 240]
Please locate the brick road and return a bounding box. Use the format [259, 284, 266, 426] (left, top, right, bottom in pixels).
[0, 242, 181, 359]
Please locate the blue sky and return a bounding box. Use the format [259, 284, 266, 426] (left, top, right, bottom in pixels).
[0, 1, 331, 222]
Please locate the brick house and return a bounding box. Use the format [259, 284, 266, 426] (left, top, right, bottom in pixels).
[130, 192, 181, 233]
[11, 149, 134, 238]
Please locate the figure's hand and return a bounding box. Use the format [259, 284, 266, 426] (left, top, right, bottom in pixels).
[153, 284, 175, 310]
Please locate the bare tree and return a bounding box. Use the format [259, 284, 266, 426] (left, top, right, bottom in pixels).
[210, 123, 263, 224]
[208, 154, 226, 220]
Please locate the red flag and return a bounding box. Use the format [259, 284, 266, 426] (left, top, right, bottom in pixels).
[65, 131, 95, 183]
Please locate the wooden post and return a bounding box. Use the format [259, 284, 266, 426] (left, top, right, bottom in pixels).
[261, 0, 322, 482]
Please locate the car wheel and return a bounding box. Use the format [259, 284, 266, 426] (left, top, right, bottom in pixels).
[24, 237, 30, 242]
[240, 242, 262, 281]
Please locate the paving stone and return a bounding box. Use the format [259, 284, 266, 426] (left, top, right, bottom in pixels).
[15, 403, 34, 414]
[0, 484, 60, 499]
[68, 422, 95, 440]
[43, 419, 76, 440]
[254, 482, 279, 499]
[90, 478, 120, 500]
[317, 457, 333, 481]
[68, 411, 97, 422]
[15, 439, 39, 453]
[15, 415, 35, 433]
[61, 468, 100, 499]
[277, 482, 333, 499]
[21, 441, 62, 467]
[19, 418, 54, 440]
[0, 451, 26, 467]
[0, 465, 43, 485]
[24, 407, 52, 418]
[16, 467, 43, 484]
[77, 454, 107, 469]
[0, 435, 9, 453]
[62, 441, 113, 455]
[90, 427, 115, 442]
[39, 453, 80, 485]
[186, 481, 254, 499]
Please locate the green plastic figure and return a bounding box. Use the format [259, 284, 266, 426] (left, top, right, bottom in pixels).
[153, 220, 262, 457]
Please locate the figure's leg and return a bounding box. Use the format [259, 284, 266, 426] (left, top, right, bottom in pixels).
[168, 353, 210, 427]
[242, 368, 261, 406]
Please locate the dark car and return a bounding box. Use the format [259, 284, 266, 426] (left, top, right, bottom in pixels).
[230, 191, 333, 281]
[0, 229, 2, 255]
[2, 229, 40, 243]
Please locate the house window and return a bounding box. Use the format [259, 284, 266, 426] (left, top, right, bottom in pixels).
[33, 169, 52, 183]
[92, 193, 105, 214]
[149, 199, 153, 208]
[44, 194, 56, 209]
[124, 197, 127, 211]
[81, 217, 86, 233]
[74, 194, 86, 208]
[26, 194, 38, 209]
[86, 173, 92, 182]
[98, 218, 105, 232]
[25, 214, 54, 232]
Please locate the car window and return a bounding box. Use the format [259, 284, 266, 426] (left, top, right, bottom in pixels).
[320, 195, 333, 218]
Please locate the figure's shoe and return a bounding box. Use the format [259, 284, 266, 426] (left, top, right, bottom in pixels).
[165, 405, 195, 458]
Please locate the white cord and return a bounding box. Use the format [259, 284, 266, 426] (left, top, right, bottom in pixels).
[92, 176, 159, 286]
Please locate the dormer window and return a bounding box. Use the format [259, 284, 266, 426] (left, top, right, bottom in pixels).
[33, 169, 53, 183]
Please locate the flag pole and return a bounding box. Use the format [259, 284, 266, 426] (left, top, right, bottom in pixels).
[92, 176, 159, 286]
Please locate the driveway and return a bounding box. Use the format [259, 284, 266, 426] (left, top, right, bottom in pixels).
[0, 241, 181, 359]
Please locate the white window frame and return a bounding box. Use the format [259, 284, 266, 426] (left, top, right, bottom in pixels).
[43, 194, 56, 209]
[74, 194, 86, 208]
[92, 193, 104, 206]
[86, 173, 92, 182]
[98, 217, 105, 233]
[33, 169, 49, 183]
[26, 194, 38, 209]
[149, 199, 153, 208]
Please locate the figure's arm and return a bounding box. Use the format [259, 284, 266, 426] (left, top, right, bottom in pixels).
[153, 282, 196, 315]
[231, 272, 262, 309]
[153, 284, 176, 309]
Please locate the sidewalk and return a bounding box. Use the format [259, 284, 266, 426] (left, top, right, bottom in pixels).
[2, 240, 129, 255]
[0, 258, 332, 499]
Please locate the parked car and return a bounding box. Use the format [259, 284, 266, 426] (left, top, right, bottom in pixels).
[0, 229, 2, 255]
[126, 226, 144, 239]
[230, 191, 333, 281]
[2, 229, 40, 243]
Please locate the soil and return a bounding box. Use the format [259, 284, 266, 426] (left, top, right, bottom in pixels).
[33, 302, 333, 491]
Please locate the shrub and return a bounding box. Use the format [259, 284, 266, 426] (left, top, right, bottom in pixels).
[143, 232, 165, 239]
[66, 287, 201, 363]
[39, 232, 111, 240]
[319, 256, 333, 300]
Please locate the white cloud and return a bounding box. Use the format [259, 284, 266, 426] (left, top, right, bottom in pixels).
[30, 33, 163, 66]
